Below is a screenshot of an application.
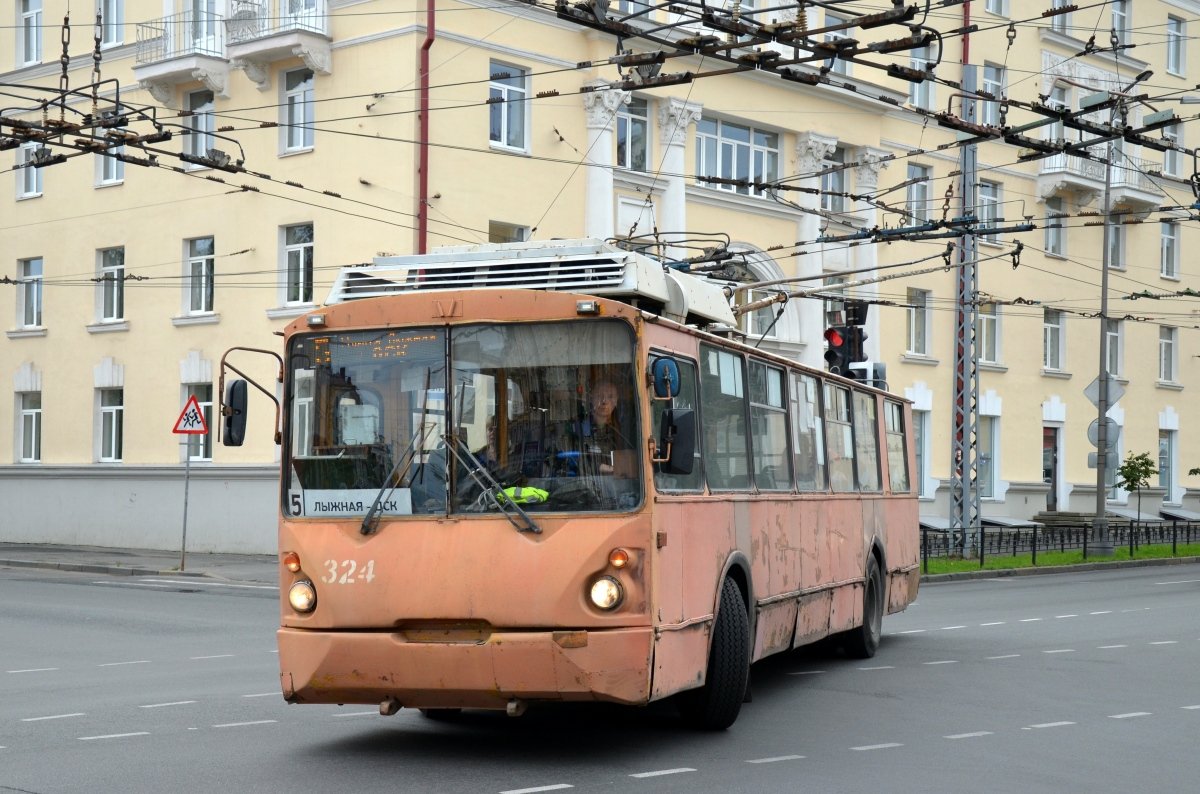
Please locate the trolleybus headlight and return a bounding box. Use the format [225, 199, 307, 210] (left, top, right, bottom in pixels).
[589, 576, 623, 610]
[288, 580, 317, 613]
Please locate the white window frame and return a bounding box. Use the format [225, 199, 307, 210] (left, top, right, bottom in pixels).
[1162, 124, 1182, 178]
[185, 383, 213, 461]
[909, 46, 933, 109]
[488, 60, 529, 153]
[98, 388, 123, 462]
[96, 143, 124, 186]
[17, 143, 43, 199]
[1045, 196, 1065, 256]
[978, 415, 997, 499]
[977, 302, 1000, 364]
[187, 236, 215, 314]
[1107, 221, 1126, 270]
[186, 90, 215, 164]
[1167, 16, 1185, 75]
[98, 0, 123, 47]
[821, 146, 846, 212]
[1158, 430, 1175, 500]
[1160, 221, 1180, 279]
[99, 246, 124, 322]
[981, 63, 1005, 127]
[616, 96, 649, 172]
[906, 164, 931, 222]
[984, 0, 1006, 16]
[913, 409, 930, 497]
[824, 12, 851, 75]
[282, 69, 315, 153]
[1043, 308, 1064, 371]
[283, 223, 314, 305]
[1105, 318, 1123, 378]
[906, 287, 930, 356]
[18, 256, 43, 328]
[1159, 326, 1177, 382]
[1112, 0, 1129, 44]
[1049, 0, 1070, 34]
[20, 0, 42, 65]
[695, 117, 780, 198]
[978, 180, 1000, 243]
[18, 391, 41, 463]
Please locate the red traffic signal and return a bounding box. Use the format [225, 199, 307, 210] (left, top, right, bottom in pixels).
[823, 327, 845, 347]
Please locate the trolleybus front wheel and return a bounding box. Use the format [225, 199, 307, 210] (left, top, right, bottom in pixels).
[677, 576, 749, 730]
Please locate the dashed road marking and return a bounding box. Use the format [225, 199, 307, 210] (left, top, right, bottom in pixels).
[98, 660, 150, 667]
[1149, 641, 1178, 646]
[629, 768, 695, 779]
[332, 711, 377, 718]
[940, 625, 966, 631]
[746, 755, 804, 764]
[858, 665, 895, 671]
[923, 660, 958, 665]
[22, 713, 85, 722]
[6, 668, 58, 674]
[945, 731, 993, 740]
[987, 654, 1020, 660]
[500, 785, 573, 794]
[1098, 644, 1127, 649]
[1109, 712, 1151, 719]
[896, 629, 926, 634]
[788, 670, 825, 675]
[79, 732, 149, 741]
[242, 692, 278, 698]
[1020, 618, 1042, 623]
[213, 720, 277, 728]
[1182, 705, 1200, 710]
[980, 621, 1005, 626]
[1055, 614, 1078, 619]
[190, 654, 235, 660]
[1023, 721, 1075, 730]
[1090, 611, 1112, 615]
[1043, 649, 1075, 654]
[850, 743, 903, 751]
[1156, 579, 1200, 585]
[139, 701, 196, 709]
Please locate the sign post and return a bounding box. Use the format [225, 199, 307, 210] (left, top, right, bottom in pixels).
[172, 396, 209, 572]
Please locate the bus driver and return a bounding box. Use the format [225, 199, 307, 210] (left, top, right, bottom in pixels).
[581, 379, 632, 475]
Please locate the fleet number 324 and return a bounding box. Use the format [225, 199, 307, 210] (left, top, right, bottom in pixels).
[321, 559, 375, 584]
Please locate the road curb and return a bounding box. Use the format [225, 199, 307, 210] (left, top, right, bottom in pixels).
[921, 555, 1200, 583]
[0, 558, 208, 578]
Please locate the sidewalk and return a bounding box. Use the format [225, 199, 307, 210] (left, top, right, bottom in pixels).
[0, 543, 278, 585]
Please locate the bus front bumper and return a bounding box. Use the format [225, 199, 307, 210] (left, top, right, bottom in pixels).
[278, 626, 654, 710]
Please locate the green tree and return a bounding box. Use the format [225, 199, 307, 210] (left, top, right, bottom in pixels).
[1117, 451, 1157, 519]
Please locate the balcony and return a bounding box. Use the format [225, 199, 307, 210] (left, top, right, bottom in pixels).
[134, 12, 230, 104]
[225, 0, 331, 89]
[1038, 148, 1161, 216]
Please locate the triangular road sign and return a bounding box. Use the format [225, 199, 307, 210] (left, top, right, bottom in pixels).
[173, 395, 209, 435]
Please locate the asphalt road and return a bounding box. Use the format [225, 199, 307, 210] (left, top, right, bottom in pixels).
[2, 563, 1199, 793]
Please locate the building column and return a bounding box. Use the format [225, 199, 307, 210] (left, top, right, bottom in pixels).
[657, 97, 702, 260]
[854, 147, 890, 368]
[795, 131, 838, 370]
[582, 83, 629, 240]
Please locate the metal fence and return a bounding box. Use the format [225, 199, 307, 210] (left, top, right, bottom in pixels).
[920, 521, 1200, 573]
[136, 11, 226, 65]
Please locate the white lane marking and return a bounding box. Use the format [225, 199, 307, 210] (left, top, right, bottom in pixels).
[858, 666, 895, 671]
[1090, 611, 1112, 615]
[500, 786, 573, 794]
[851, 743, 903, 751]
[213, 720, 278, 728]
[1182, 705, 1200, 710]
[242, 692, 279, 698]
[1149, 641, 1178, 646]
[79, 732, 150, 741]
[1043, 649, 1075, 654]
[6, 667, 59, 674]
[1055, 615, 1078, 619]
[140, 578, 277, 591]
[940, 625, 967, 631]
[91, 581, 174, 589]
[22, 713, 85, 722]
[987, 654, 1020, 660]
[788, 670, 825, 676]
[140, 701, 197, 709]
[1023, 722, 1075, 730]
[923, 660, 959, 666]
[1109, 712, 1151, 719]
[896, 629, 926, 634]
[190, 654, 235, 660]
[332, 711, 377, 718]
[945, 731, 993, 740]
[746, 755, 805, 764]
[98, 660, 150, 667]
[980, 622, 1005, 627]
[1156, 579, 1200, 585]
[1098, 644, 1127, 649]
[1020, 618, 1043, 623]
[629, 768, 695, 779]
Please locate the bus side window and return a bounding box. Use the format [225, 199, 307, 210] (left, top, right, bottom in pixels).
[791, 371, 826, 491]
[885, 400, 911, 492]
[749, 360, 791, 491]
[852, 391, 881, 492]
[823, 382, 856, 492]
[652, 355, 704, 491]
[700, 345, 751, 491]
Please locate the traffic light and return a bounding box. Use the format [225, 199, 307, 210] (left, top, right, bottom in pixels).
[824, 326, 851, 375]
[846, 326, 867, 365]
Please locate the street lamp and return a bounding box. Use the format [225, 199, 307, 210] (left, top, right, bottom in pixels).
[1088, 69, 1153, 557]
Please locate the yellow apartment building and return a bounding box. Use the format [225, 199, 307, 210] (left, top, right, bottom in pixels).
[3, 0, 1199, 552]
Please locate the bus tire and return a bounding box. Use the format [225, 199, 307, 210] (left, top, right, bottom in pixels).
[841, 556, 884, 659]
[677, 577, 749, 730]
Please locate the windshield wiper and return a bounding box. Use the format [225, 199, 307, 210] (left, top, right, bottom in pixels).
[443, 432, 541, 534]
[359, 428, 429, 536]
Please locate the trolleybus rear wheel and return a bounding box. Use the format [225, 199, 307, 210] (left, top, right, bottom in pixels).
[677, 576, 749, 730]
[841, 556, 883, 659]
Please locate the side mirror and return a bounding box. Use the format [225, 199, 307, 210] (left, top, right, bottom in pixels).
[223, 379, 248, 447]
[650, 357, 681, 400]
[657, 408, 695, 475]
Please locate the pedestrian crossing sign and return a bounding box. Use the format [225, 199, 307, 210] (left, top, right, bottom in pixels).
[172, 395, 209, 435]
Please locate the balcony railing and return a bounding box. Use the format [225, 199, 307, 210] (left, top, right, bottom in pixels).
[1112, 155, 1155, 192]
[1042, 148, 1156, 194]
[136, 11, 226, 65]
[1042, 149, 1106, 184]
[226, 0, 328, 43]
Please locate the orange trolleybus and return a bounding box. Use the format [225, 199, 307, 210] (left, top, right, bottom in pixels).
[221, 239, 919, 729]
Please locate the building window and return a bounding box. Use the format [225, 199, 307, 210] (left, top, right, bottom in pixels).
[906, 164, 931, 222]
[978, 415, 996, 499]
[97, 144, 124, 185]
[284, 223, 314, 304]
[283, 69, 314, 152]
[984, 0, 1006, 15]
[489, 61, 528, 151]
[188, 237, 215, 314]
[1163, 124, 1182, 177]
[695, 117, 779, 198]
[1045, 196, 1065, 256]
[99, 247, 124, 322]
[488, 221, 529, 243]
[906, 288, 930, 355]
[616, 97, 649, 172]
[976, 302, 999, 363]
[17, 143, 43, 198]
[1107, 221, 1125, 269]
[977, 180, 1000, 243]
[909, 46, 933, 109]
[1159, 430, 1175, 499]
[20, 0, 42, 65]
[186, 90, 215, 163]
[913, 409, 929, 497]
[1111, 0, 1129, 44]
[821, 146, 846, 212]
[1159, 326, 1177, 382]
[1043, 309, 1064, 371]
[18, 257, 43, 328]
[185, 384, 213, 461]
[98, 0, 123, 46]
[1161, 221, 1180, 279]
[616, 0, 650, 13]
[824, 12, 851, 75]
[741, 288, 781, 341]
[1167, 16, 1185, 75]
[1105, 319, 1123, 377]
[18, 392, 41, 463]
[99, 388, 123, 462]
[981, 63, 1005, 126]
